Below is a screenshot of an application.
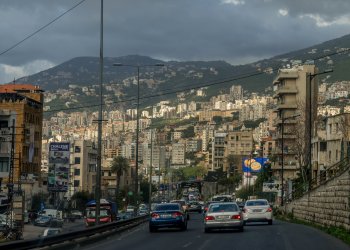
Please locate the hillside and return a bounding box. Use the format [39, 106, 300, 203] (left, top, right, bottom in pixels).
[15, 33, 350, 111]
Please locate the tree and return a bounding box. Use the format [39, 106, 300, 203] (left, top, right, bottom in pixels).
[71, 191, 94, 212]
[110, 156, 130, 201]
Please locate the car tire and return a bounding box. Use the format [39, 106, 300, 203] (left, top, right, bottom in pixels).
[181, 222, 187, 231]
[204, 228, 210, 233]
[187, 214, 190, 220]
[238, 226, 244, 232]
[268, 220, 273, 225]
[243, 221, 246, 226]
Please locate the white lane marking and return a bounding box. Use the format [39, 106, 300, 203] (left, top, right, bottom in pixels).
[183, 242, 193, 248]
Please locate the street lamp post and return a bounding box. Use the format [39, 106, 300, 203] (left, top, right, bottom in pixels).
[307, 69, 333, 191]
[280, 113, 300, 206]
[113, 63, 164, 205]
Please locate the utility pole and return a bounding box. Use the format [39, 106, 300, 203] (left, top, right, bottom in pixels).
[149, 128, 153, 213]
[95, 0, 104, 225]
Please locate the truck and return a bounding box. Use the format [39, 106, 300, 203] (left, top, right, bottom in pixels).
[85, 199, 117, 227]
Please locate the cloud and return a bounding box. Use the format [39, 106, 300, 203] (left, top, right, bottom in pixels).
[300, 14, 350, 27]
[0, 60, 54, 83]
[0, 0, 349, 81]
[278, 9, 289, 16]
[221, 0, 245, 5]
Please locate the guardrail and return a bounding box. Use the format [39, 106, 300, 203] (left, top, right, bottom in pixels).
[0, 215, 148, 250]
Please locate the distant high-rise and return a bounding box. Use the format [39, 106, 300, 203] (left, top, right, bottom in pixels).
[230, 85, 243, 101]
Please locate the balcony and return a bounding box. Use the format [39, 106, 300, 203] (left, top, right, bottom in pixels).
[275, 103, 298, 110]
[273, 87, 298, 98]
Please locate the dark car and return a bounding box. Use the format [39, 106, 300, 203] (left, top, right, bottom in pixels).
[149, 203, 187, 232]
[187, 201, 202, 213]
[34, 216, 63, 227]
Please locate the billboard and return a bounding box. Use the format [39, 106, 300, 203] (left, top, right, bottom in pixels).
[242, 157, 268, 173]
[262, 181, 281, 192]
[48, 142, 70, 192]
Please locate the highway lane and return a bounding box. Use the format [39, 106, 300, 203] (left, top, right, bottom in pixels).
[81, 213, 349, 250]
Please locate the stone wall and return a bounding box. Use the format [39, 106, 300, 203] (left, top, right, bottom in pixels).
[285, 168, 350, 230]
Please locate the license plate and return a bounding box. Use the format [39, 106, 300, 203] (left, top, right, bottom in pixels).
[217, 215, 229, 220]
[253, 209, 262, 212]
[160, 214, 171, 218]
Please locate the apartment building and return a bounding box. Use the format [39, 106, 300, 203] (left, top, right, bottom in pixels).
[171, 142, 186, 167]
[69, 140, 97, 194]
[272, 65, 317, 180]
[224, 127, 254, 174]
[208, 132, 227, 171]
[0, 84, 44, 189]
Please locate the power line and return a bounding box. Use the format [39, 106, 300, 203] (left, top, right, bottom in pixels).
[0, 0, 88, 57]
[44, 47, 349, 114]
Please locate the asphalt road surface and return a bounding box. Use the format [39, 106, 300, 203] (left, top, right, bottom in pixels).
[80, 213, 349, 250]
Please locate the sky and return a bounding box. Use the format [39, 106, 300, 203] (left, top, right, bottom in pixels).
[0, 0, 350, 83]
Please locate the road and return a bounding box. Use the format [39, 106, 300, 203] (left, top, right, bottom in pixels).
[80, 213, 349, 250]
[23, 219, 85, 239]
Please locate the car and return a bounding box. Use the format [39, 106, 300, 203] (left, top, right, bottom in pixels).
[187, 201, 202, 213]
[242, 199, 273, 225]
[203, 201, 220, 214]
[34, 216, 63, 227]
[138, 208, 148, 216]
[71, 210, 83, 219]
[204, 202, 244, 233]
[149, 203, 187, 232]
[40, 228, 61, 237]
[126, 205, 136, 213]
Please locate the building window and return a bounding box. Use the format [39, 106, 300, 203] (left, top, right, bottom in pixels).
[75, 146, 81, 153]
[74, 169, 80, 176]
[0, 120, 8, 129]
[0, 157, 9, 172]
[74, 157, 81, 164]
[74, 180, 80, 187]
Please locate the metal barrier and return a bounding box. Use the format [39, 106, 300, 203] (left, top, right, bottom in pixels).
[0, 215, 148, 250]
[284, 157, 350, 203]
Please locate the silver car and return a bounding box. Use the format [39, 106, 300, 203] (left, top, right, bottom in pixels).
[204, 202, 244, 233]
[242, 199, 273, 225]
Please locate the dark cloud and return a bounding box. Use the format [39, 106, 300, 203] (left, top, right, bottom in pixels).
[0, 0, 350, 82]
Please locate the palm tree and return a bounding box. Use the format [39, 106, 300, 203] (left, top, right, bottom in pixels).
[110, 156, 130, 201]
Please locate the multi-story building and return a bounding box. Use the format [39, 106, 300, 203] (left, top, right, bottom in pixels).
[69, 140, 97, 194]
[224, 127, 254, 174]
[272, 65, 317, 180]
[208, 132, 227, 171]
[0, 84, 44, 190]
[186, 139, 202, 153]
[230, 85, 243, 101]
[171, 142, 186, 167]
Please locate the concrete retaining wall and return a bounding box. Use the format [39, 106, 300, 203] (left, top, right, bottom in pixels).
[285, 169, 350, 230]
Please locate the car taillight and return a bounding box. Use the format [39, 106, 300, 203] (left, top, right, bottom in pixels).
[231, 215, 241, 220]
[204, 207, 208, 211]
[172, 212, 183, 218]
[151, 213, 160, 218]
[205, 216, 215, 221]
[266, 207, 272, 212]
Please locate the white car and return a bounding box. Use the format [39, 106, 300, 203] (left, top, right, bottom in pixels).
[242, 199, 273, 225]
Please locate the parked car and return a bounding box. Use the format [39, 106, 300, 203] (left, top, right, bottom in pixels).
[242, 199, 273, 225]
[71, 210, 83, 219]
[204, 202, 244, 233]
[149, 203, 187, 232]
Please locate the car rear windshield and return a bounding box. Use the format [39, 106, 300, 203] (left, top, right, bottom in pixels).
[246, 200, 268, 206]
[171, 200, 185, 206]
[209, 204, 238, 213]
[155, 204, 180, 211]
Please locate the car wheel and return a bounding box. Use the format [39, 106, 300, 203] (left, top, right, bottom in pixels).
[204, 228, 210, 233]
[238, 226, 244, 232]
[243, 221, 246, 226]
[181, 222, 187, 231]
[187, 214, 190, 220]
[268, 220, 273, 225]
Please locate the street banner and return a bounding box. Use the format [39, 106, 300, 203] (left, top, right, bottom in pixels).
[262, 181, 281, 192]
[242, 157, 268, 173]
[48, 142, 70, 192]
